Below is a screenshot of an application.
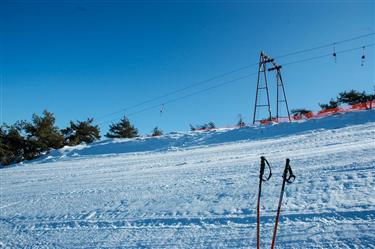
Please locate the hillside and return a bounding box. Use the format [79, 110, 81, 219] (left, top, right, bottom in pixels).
[1, 110, 375, 248]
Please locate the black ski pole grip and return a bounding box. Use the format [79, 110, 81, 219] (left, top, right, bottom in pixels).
[260, 156, 272, 181]
[284, 158, 296, 184]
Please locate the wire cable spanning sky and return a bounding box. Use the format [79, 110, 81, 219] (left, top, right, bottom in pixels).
[97, 42, 375, 126]
[2, 2, 374, 134]
[95, 33, 375, 124]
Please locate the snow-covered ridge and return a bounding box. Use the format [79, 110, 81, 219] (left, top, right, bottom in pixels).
[37, 109, 375, 164]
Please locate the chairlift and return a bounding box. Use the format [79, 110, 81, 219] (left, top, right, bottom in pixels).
[160, 104, 165, 116]
[361, 46, 366, 66]
[332, 43, 337, 63]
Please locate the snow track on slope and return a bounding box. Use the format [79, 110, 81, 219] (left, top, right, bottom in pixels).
[1, 113, 375, 248]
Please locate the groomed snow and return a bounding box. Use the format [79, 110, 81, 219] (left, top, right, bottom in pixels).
[1, 110, 375, 248]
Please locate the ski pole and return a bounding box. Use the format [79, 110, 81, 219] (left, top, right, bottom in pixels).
[257, 156, 272, 249]
[270, 158, 295, 249]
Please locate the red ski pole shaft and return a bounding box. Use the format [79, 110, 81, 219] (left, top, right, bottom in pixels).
[257, 156, 271, 249]
[271, 177, 286, 249]
[257, 178, 263, 249]
[271, 158, 295, 249]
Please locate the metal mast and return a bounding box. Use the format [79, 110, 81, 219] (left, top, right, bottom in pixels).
[252, 51, 291, 124]
[269, 65, 291, 122]
[252, 52, 273, 124]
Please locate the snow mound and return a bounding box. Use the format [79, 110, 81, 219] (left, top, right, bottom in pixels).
[36, 109, 375, 163]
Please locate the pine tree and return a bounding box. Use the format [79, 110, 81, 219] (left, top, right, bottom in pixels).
[0, 124, 26, 165]
[106, 116, 138, 138]
[0, 126, 6, 161]
[199, 124, 208, 130]
[319, 99, 340, 110]
[62, 118, 101, 146]
[337, 90, 368, 105]
[237, 115, 245, 127]
[208, 122, 216, 129]
[152, 127, 163, 137]
[24, 110, 64, 153]
[291, 108, 312, 117]
[190, 122, 216, 131]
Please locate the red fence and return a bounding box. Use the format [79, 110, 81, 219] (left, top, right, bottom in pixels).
[259, 100, 375, 125]
[188, 100, 374, 132]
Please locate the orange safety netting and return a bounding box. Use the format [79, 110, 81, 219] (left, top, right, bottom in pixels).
[259, 100, 375, 125]
[189, 100, 374, 132]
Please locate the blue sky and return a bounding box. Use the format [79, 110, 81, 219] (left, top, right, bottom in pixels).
[1, 1, 374, 135]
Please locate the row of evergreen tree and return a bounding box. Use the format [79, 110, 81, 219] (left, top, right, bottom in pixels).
[319, 90, 374, 110]
[0, 113, 162, 166]
[291, 90, 374, 116]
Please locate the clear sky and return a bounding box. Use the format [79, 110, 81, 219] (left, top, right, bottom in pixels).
[1, 1, 374, 135]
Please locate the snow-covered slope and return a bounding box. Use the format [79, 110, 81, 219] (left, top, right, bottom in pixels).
[1, 110, 375, 248]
